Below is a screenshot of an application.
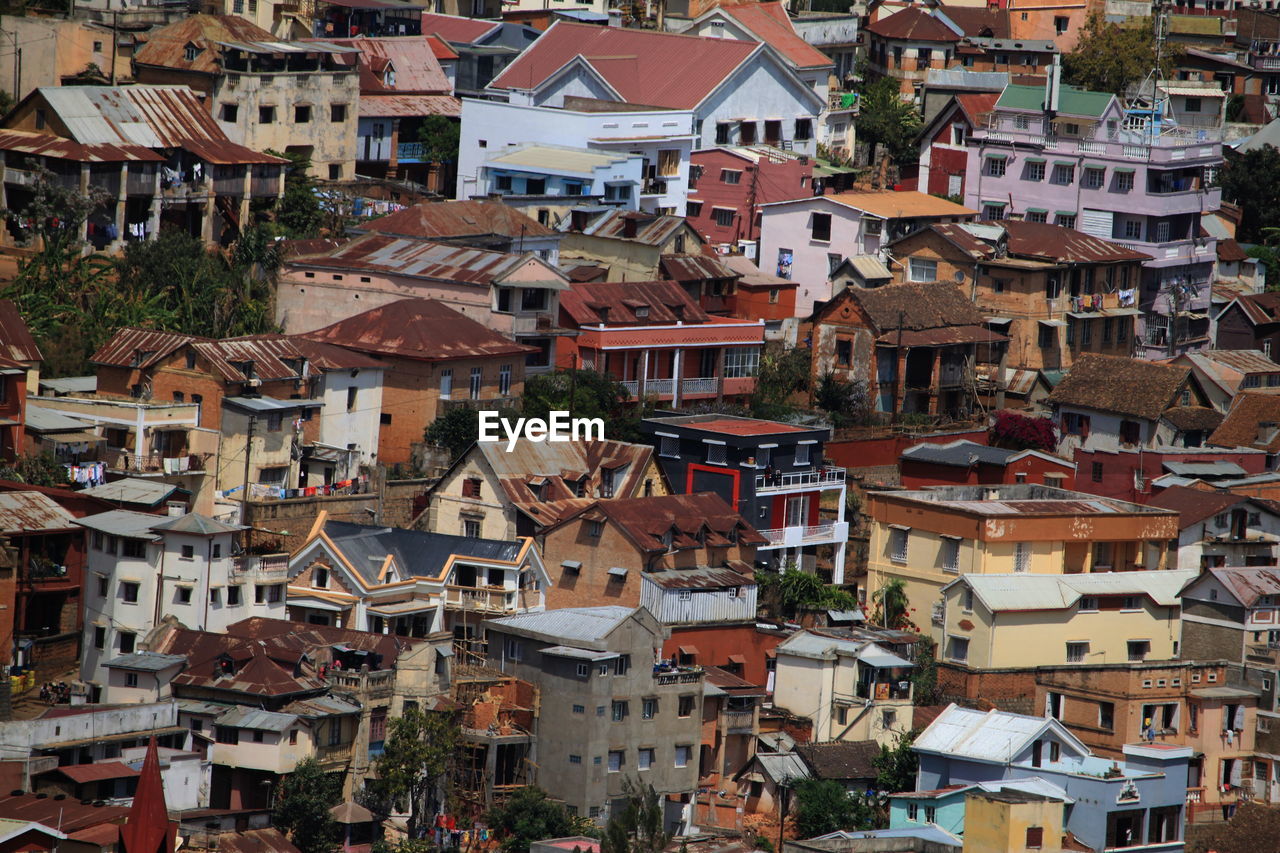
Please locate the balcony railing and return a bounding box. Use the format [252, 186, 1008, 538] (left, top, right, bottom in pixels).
[654, 667, 704, 685]
[755, 466, 846, 493]
[231, 553, 290, 581]
[27, 557, 68, 580]
[757, 521, 843, 547]
[444, 585, 541, 614]
[512, 313, 556, 334]
[327, 668, 395, 698]
[1187, 787, 1204, 804]
[854, 681, 912, 701]
[720, 710, 755, 732]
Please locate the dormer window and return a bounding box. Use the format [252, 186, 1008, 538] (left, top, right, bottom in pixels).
[314, 567, 329, 589]
[385, 68, 396, 88]
[635, 306, 650, 320]
[661, 529, 674, 550]
[185, 43, 200, 62]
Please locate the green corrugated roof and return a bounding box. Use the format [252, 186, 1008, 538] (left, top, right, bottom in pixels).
[995, 84, 1115, 118]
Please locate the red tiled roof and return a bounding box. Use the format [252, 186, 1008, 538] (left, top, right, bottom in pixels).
[489, 22, 758, 109]
[866, 7, 961, 42]
[353, 200, 554, 240]
[677, 417, 806, 435]
[938, 4, 1010, 38]
[1219, 237, 1250, 262]
[304, 299, 534, 362]
[720, 2, 833, 69]
[420, 12, 502, 43]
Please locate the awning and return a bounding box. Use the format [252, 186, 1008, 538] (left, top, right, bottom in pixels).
[860, 648, 913, 668]
[46, 431, 105, 445]
[293, 598, 346, 613]
[1053, 160, 1075, 167]
[1084, 163, 1106, 170]
[1026, 208, 1048, 215]
[983, 152, 1009, 160]
[679, 645, 699, 656]
[1025, 156, 1046, 164]
[368, 600, 435, 616]
[607, 567, 628, 578]
[1114, 166, 1136, 173]
[728, 654, 746, 665]
[982, 200, 1007, 208]
[1039, 319, 1067, 327]
[986, 317, 1013, 326]
[150, 424, 191, 432]
[1055, 211, 1076, 217]
[561, 560, 582, 571]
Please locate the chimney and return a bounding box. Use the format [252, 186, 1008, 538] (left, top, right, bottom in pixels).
[622, 216, 638, 239]
[596, 305, 611, 324]
[1044, 54, 1061, 117]
[571, 209, 590, 231]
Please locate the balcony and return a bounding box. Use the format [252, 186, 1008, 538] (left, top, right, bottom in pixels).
[26, 557, 68, 581]
[654, 666, 704, 686]
[755, 466, 846, 493]
[720, 710, 755, 733]
[1112, 238, 1214, 266]
[757, 520, 849, 549]
[397, 142, 428, 162]
[854, 680, 912, 701]
[231, 553, 290, 583]
[827, 89, 859, 112]
[1253, 55, 1280, 69]
[443, 585, 541, 614]
[642, 178, 669, 196]
[326, 667, 395, 700]
[512, 313, 557, 335]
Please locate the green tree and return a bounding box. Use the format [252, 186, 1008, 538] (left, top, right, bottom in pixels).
[751, 346, 810, 420]
[1220, 147, 1280, 243]
[0, 452, 68, 487]
[854, 77, 922, 168]
[363, 706, 458, 840]
[600, 780, 668, 853]
[1251, 244, 1280, 290]
[1063, 14, 1183, 97]
[416, 116, 462, 164]
[757, 566, 857, 619]
[522, 369, 641, 440]
[424, 407, 482, 460]
[790, 778, 878, 838]
[271, 149, 324, 237]
[911, 637, 940, 707]
[870, 578, 914, 631]
[873, 732, 919, 795]
[486, 786, 583, 853]
[814, 371, 870, 428]
[272, 757, 342, 853]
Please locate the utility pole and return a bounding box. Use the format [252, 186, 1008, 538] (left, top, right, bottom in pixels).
[110, 10, 118, 85]
[891, 310, 904, 425]
[240, 415, 256, 529]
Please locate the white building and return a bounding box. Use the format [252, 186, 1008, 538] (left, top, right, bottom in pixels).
[457, 98, 696, 215]
[476, 144, 646, 210]
[76, 510, 288, 695]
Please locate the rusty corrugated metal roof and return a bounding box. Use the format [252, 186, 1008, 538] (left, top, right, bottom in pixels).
[561, 280, 710, 326]
[355, 200, 554, 240]
[475, 438, 655, 510]
[571, 208, 687, 246]
[133, 14, 285, 75]
[324, 36, 453, 94]
[92, 327, 381, 377]
[304, 298, 534, 361]
[658, 254, 738, 282]
[644, 562, 754, 589]
[0, 491, 79, 532]
[419, 12, 502, 44]
[358, 94, 460, 117]
[286, 233, 537, 284]
[0, 129, 162, 163]
[0, 299, 41, 365]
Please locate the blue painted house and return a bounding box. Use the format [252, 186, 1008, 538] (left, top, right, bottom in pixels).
[911, 705, 1190, 852]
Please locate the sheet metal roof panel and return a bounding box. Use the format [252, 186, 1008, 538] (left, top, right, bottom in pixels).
[101, 652, 187, 671]
[0, 491, 78, 532]
[488, 605, 635, 644]
[901, 439, 1021, 468]
[914, 705, 1056, 763]
[755, 752, 811, 784]
[955, 569, 1197, 612]
[303, 298, 535, 362]
[322, 519, 524, 583]
[23, 406, 95, 434]
[75, 509, 167, 540]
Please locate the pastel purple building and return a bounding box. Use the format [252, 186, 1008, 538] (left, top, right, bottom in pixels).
[963, 80, 1222, 359]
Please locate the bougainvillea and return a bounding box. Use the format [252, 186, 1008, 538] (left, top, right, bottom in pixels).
[991, 410, 1058, 453]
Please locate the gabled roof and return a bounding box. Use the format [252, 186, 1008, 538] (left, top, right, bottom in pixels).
[866, 7, 961, 42]
[820, 189, 974, 219]
[419, 12, 502, 44]
[119, 738, 174, 853]
[794, 740, 880, 781]
[151, 513, 241, 536]
[916, 221, 1150, 264]
[154, 627, 328, 698]
[424, 34, 459, 61]
[566, 208, 690, 245]
[560, 280, 710, 326]
[317, 518, 527, 585]
[488, 22, 760, 109]
[1225, 291, 1280, 326]
[326, 37, 453, 94]
[1177, 350, 1280, 396]
[918, 92, 1000, 143]
[1189, 565, 1280, 607]
[91, 328, 381, 379]
[303, 299, 534, 362]
[1209, 392, 1280, 452]
[715, 2, 834, 69]
[464, 437, 654, 510]
[0, 299, 41, 365]
[914, 704, 1090, 764]
[133, 14, 285, 74]
[352, 200, 555, 241]
[285, 234, 553, 285]
[940, 5, 1010, 38]
[943, 569, 1198, 612]
[996, 83, 1116, 118]
[1147, 485, 1251, 528]
[1047, 354, 1192, 421]
[80, 478, 182, 508]
[900, 439, 1066, 470]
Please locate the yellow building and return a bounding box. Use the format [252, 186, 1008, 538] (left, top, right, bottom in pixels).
[772, 628, 915, 746]
[962, 790, 1064, 853]
[939, 570, 1196, 670]
[865, 484, 1181, 638]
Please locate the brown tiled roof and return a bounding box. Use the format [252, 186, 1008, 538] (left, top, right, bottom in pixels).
[152, 627, 327, 698]
[1218, 238, 1250, 263]
[1162, 405, 1223, 433]
[92, 329, 381, 377]
[1047, 354, 1190, 421]
[1147, 485, 1247, 529]
[846, 282, 987, 332]
[352, 200, 554, 241]
[133, 14, 279, 74]
[866, 7, 961, 42]
[543, 492, 766, 552]
[304, 299, 534, 362]
[560, 281, 710, 326]
[795, 740, 880, 781]
[472, 438, 655, 509]
[1209, 392, 1280, 452]
[926, 222, 1150, 264]
[224, 617, 419, 664]
[939, 4, 1010, 37]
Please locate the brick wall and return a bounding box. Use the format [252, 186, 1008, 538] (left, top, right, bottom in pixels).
[1182, 620, 1245, 664]
[937, 664, 1037, 714]
[243, 477, 435, 550]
